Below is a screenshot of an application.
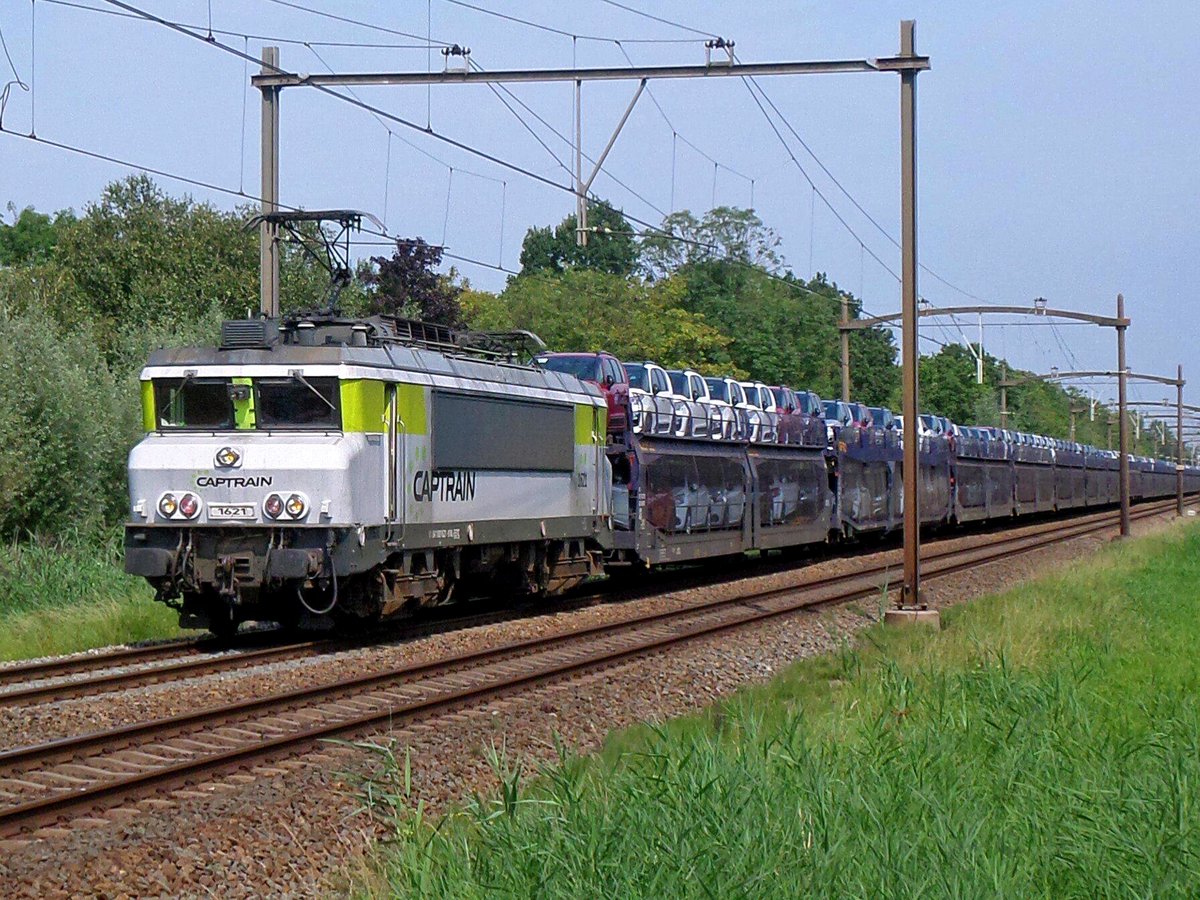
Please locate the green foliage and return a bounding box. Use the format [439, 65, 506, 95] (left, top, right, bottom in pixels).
[368, 524, 1200, 897]
[0, 306, 134, 537]
[464, 270, 740, 375]
[47, 176, 258, 346]
[915, 343, 992, 423]
[667, 260, 897, 403]
[519, 199, 638, 277]
[2, 175, 334, 346]
[0, 204, 74, 265]
[0, 530, 181, 661]
[640, 206, 784, 279]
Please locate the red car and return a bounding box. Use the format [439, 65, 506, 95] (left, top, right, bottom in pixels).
[535, 351, 630, 435]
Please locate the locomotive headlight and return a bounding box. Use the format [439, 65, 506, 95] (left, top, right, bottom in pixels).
[179, 493, 200, 519]
[285, 494, 307, 518]
[158, 493, 177, 517]
[264, 493, 284, 519]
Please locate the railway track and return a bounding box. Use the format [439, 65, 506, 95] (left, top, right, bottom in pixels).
[0, 590, 623, 709]
[0, 499, 1170, 708]
[0, 497, 1183, 839]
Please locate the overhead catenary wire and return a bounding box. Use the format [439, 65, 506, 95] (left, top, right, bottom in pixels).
[0, 15, 29, 129]
[741, 71, 998, 306]
[436, 0, 702, 44]
[464, 56, 669, 219]
[260, 0, 452, 46]
[88, 0, 903, 326]
[350, 233, 520, 276]
[6, 118, 949, 355]
[39, 0, 442, 49]
[739, 74, 901, 284]
[614, 41, 754, 207]
[3, 123, 519, 285]
[75, 0, 671, 248]
[61, 0, 722, 228]
[595, 0, 718, 39]
[0, 17, 24, 83]
[75, 0, 951, 355]
[1, 127, 285, 205]
[302, 41, 503, 188]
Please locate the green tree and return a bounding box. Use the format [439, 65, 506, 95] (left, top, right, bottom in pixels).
[0, 307, 133, 537]
[43, 176, 334, 347]
[463, 269, 740, 375]
[0, 205, 75, 266]
[640, 206, 784, 280]
[518, 199, 638, 276]
[48, 176, 258, 343]
[915, 344, 992, 424]
[660, 258, 897, 402]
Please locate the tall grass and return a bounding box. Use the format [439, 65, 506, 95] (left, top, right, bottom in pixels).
[0, 531, 181, 661]
[366, 524, 1200, 897]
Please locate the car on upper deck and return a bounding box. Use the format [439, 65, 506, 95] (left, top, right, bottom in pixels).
[623, 361, 684, 436]
[868, 406, 896, 431]
[821, 399, 852, 443]
[739, 380, 779, 443]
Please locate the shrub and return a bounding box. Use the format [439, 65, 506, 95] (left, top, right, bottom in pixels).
[0, 307, 133, 536]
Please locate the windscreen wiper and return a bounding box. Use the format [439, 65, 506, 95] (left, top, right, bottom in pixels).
[288, 369, 336, 411]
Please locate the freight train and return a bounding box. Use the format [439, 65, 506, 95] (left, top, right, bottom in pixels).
[124, 313, 1198, 635]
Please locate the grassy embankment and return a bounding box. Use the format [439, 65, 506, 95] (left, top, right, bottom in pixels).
[366, 520, 1200, 897]
[0, 532, 182, 661]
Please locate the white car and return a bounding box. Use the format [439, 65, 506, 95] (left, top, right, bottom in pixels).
[670, 369, 740, 440]
[739, 380, 780, 443]
[705, 377, 758, 441]
[622, 361, 683, 436]
[667, 369, 715, 438]
[671, 481, 714, 531]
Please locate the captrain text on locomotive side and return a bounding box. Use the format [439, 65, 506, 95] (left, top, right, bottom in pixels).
[123, 313, 1199, 636]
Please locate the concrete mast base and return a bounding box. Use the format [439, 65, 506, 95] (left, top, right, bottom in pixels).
[884, 607, 941, 629]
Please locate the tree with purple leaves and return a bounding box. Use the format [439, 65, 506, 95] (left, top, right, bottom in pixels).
[364, 237, 464, 328]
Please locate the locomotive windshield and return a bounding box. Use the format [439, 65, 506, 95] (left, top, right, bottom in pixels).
[256, 377, 339, 428]
[155, 379, 233, 429]
[151, 376, 341, 431]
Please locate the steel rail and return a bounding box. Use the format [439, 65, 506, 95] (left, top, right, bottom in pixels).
[0, 557, 836, 706]
[0, 638, 205, 687]
[0, 500, 1118, 706]
[0, 497, 1182, 838]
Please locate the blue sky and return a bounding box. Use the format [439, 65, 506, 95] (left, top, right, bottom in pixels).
[1, 1, 1197, 410]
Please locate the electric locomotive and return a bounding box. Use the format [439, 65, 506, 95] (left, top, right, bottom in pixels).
[124, 314, 611, 635]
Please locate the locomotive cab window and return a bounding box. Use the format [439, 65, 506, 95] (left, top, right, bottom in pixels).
[151, 375, 340, 430]
[154, 379, 233, 430]
[256, 377, 340, 429]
